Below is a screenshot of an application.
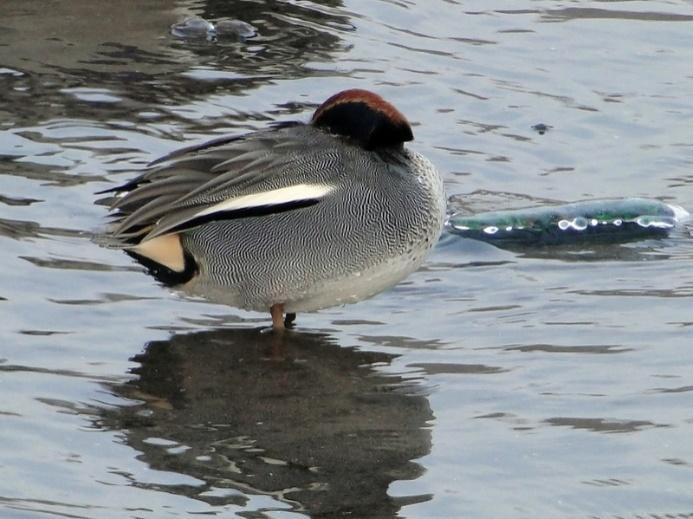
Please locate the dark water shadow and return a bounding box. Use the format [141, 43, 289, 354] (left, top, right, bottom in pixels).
[98, 328, 433, 517]
[540, 7, 693, 24]
[436, 229, 678, 264]
[440, 224, 693, 262]
[2, 0, 350, 131]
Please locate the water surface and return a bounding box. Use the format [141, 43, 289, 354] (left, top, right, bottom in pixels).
[2, 0, 693, 517]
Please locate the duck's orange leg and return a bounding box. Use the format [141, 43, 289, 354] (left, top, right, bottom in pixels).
[270, 303, 285, 330]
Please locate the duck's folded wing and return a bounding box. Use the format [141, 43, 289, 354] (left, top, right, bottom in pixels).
[104, 126, 336, 245]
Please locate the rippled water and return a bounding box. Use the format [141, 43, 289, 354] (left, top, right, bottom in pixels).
[2, 1, 693, 517]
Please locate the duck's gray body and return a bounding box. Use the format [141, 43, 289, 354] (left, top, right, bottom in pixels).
[181, 128, 444, 312]
[104, 90, 445, 318]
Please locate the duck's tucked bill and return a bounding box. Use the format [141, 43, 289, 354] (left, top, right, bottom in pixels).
[100, 89, 445, 329]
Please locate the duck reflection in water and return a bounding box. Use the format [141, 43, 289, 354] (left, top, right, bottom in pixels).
[101, 328, 433, 517]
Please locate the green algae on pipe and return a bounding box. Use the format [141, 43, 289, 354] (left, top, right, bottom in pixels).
[447, 198, 689, 245]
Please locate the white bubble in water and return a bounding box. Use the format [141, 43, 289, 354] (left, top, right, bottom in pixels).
[636, 216, 675, 229]
[171, 16, 215, 38]
[216, 20, 257, 39]
[483, 226, 499, 235]
[558, 218, 588, 231]
[573, 217, 588, 230]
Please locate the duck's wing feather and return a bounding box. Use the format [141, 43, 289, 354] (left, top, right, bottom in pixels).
[104, 124, 338, 245]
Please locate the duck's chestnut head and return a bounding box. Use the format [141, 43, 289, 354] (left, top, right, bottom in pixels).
[311, 89, 414, 150]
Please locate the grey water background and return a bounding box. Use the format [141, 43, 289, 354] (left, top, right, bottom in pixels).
[2, 0, 693, 517]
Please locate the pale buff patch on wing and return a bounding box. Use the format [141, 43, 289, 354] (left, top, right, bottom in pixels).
[132, 233, 186, 272]
[193, 184, 334, 219]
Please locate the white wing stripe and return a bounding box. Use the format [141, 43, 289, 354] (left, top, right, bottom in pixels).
[193, 183, 334, 218]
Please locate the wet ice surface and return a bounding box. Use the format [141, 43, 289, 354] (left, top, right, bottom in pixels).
[2, 0, 693, 517]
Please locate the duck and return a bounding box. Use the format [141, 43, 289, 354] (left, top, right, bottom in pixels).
[101, 89, 445, 329]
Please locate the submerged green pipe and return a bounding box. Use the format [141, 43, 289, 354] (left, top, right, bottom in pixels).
[447, 198, 689, 245]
